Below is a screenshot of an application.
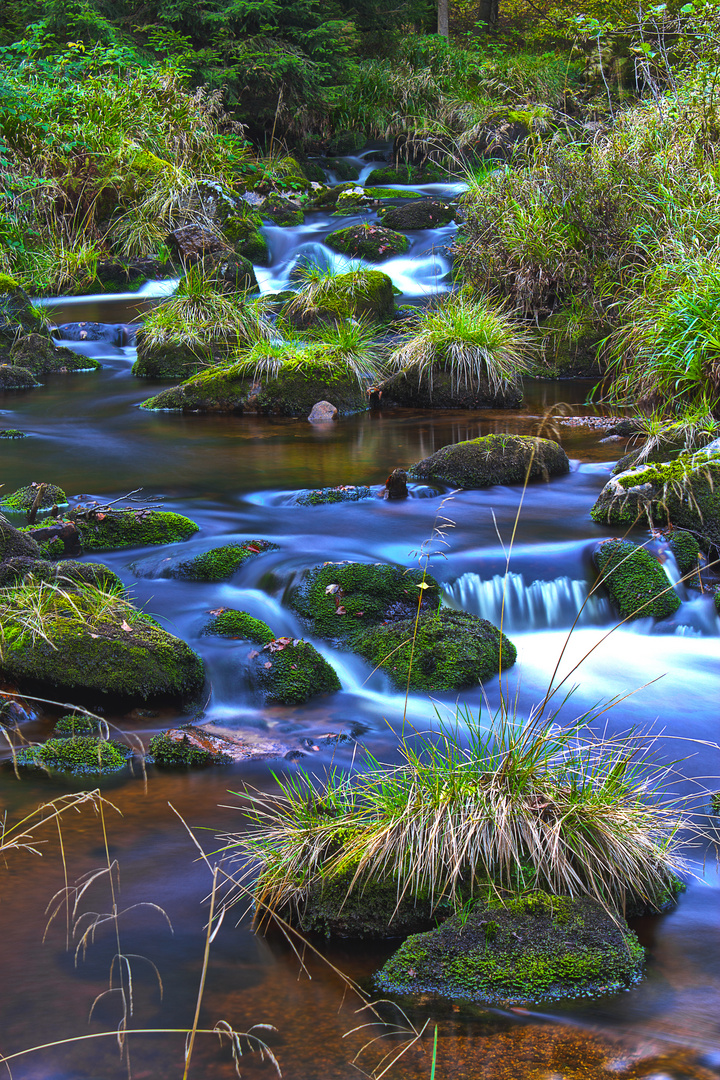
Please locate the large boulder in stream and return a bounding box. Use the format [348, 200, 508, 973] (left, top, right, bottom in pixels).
[251, 637, 341, 705]
[10, 334, 99, 374]
[376, 892, 645, 1005]
[409, 434, 570, 488]
[162, 540, 277, 582]
[355, 608, 516, 691]
[593, 538, 680, 620]
[325, 223, 409, 262]
[379, 199, 455, 230]
[591, 451, 720, 552]
[0, 580, 204, 701]
[64, 509, 199, 553]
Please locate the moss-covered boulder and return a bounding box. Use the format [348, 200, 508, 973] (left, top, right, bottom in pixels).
[355, 608, 516, 691]
[218, 253, 259, 293]
[202, 608, 275, 643]
[222, 214, 270, 265]
[1, 483, 68, 513]
[1, 514, 41, 561]
[376, 892, 644, 1005]
[0, 285, 42, 346]
[296, 485, 373, 506]
[0, 364, 38, 389]
[17, 736, 129, 775]
[669, 529, 701, 575]
[284, 270, 395, 327]
[0, 584, 205, 701]
[325, 223, 409, 262]
[68, 509, 199, 552]
[142, 349, 369, 417]
[594, 538, 680, 620]
[300, 873, 454, 939]
[54, 713, 102, 736]
[132, 333, 216, 379]
[410, 435, 570, 489]
[379, 200, 455, 230]
[170, 540, 277, 582]
[149, 729, 231, 767]
[0, 556, 122, 591]
[0, 429, 27, 438]
[10, 334, 100, 374]
[263, 196, 304, 227]
[290, 561, 440, 641]
[252, 637, 341, 705]
[365, 163, 447, 185]
[591, 453, 720, 552]
[380, 366, 523, 410]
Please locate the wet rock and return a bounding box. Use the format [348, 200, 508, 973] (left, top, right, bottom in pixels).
[379, 199, 455, 230]
[167, 225, 227, 263]
[593, 538, 681, 620]
[148, 727, 233, 766]
[325, 223, 409, 262]
[300, 873, 454, 939]
[0, 364, 38, 390]
[94, 257, 173, 289]
[0, 284, 42, 346]
[262, 196, 304, 227]
[132, 334, 216, 379]
[221, 214, 270, 265]
[296, 485, 373, 506]
[21, 521, 81, 559]
[0, 514, 41, 561]
[67, 508, 199, 552]
[0, 482, 68, 514]
[384, 468, 408, 499]
[202, 608, 275, 643]
[251, 637, 341, 705]
[10, 333, 99, 375]
[54, 322, 135, 346]
[376, 892, 645, 1004]
[380, 366, 523, 410]
[308, 400, 338, 423]
[0, 429, 27, 439]
[166, 540, 277, 582]
[410, 434, 570, 489]
[216, 252, 258, 293]
[290, 561, 440, 641]
[355, 608, 516, 691]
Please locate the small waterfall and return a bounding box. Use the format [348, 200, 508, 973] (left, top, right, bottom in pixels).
[446, 571, 613, 631]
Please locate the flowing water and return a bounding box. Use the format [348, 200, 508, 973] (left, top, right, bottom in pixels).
[1, 158, 720, 1080]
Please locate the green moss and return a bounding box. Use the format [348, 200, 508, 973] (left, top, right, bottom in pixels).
[325, 224, 409, 262]
[1, 483, 68, 513]
[379, 200, 455, 230]
[300, 872, 454, 939]
[141, 362, 253, 412]
[34, 536, 65, 559]
[0, 273, 20, 291]
[290, 561, 440, 641]
[53, 713, 101, 736]
[222, 214, 270, 266]
[69, 510, 199, 552]
[0, 557, 123, 591]
[10, 334, 100, 375]
[365, 163, 447, 185]
[0, 429, 27, 439]
[376, 891, 644, 1005]
[18, 736, 128, 775]
[355, 608, 516, 691]
[148, 731, 230, 767]
[669, 529, 700, 575]
[263, 197, 304, 226]
[594, 538, 681, 620]
[364, 188, 422, 200]
[712, 791, 720, 814]
[132, 336, 214, 379]
[0, 364, 38, 390]
[296, 485, 373, 506]
[409, 434, 569, 489]
[252, 638, 341, 705]
[171, 540, 277, 581]
[203, 608, 275, 643]
[288, 269, 395, 324]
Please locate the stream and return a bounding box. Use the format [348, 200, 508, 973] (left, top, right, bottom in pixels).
[1, 155, 720, 1080]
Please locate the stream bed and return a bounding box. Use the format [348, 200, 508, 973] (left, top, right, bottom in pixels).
[1, 164, 720, 1080]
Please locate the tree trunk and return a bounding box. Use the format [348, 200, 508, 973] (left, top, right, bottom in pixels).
[477, 0, 499, 29]
[437, 0, 449, 37]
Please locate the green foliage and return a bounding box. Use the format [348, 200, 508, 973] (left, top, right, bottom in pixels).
[53, 712, 100, 736]
[669, 529, 701, 574]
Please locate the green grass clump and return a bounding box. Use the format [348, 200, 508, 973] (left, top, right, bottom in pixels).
[203, 609, 275, 643]
[355, 608, 516, 691]
[290, 561, 440, 641]
[69, 510, 199, 552]
[594, 539, 681, 620]
[1, 483, 68, 513]
[18, 736, 128, 775]
[285, 267, 395, 324]
[148, 732, 230, 767]
[389, 295, 532, 401]
[172, 540, 276, 581]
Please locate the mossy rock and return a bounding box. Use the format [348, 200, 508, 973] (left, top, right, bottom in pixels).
[284, 270, 395, 327]
[365, 163, 447, 185]
[590, 453, 720, 551]
[355, 608, 516, 691]
[300, 873, 454, 939]
[376, 892, 645, 1005]
[132, 332, 216, 379]
[0, 515, 41, 561]
[202, 608, 275, 643]
[290, 561, 440, 642]
[0, 286, 43, 346]
[380, 366, 523, 410]
[10, 334, 100, 374]
[252, 638, 341, 705]
[68, 510, 199, 552]
[222, 214, 270, 265]
[364, 188, 422, 200]
[410, 434, 570, 489]
[1, 483, 68, 513]
[0, 556, 122, 591]
[169, 540, 277, 581]
[0, 364, 38, 389]
[263, 197, 304, 227]
[142, 352, 369, 417]
[0, 598, 204, 701]
[53, 713, 102, 736]
[325, 158, 360, 181]
[296, 485, 373, 506]
[217, 253, 259, 293]
[299, 160, 327, 182]
[148, 730, 230, 767]
[612, 440, 685, 475]
[378, 200, 455, 230]
[325, 224, 409, 262]
[0, 428, 27, 438]
[17, 736, 129, 775]
[594, 538, 680, 620]
[669, 529, 700, 575]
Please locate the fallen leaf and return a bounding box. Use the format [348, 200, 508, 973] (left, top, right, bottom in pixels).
[354, 611, 364, 617]
[246, 544, 261, 553]
[335, 606, 346, 615]
[248, 650, 259, 659]
[89, 633, 99, 639]
[291, 664, 297, 669]
[264, 661, 273, 669]
[121, 620, 133, 632]
[209, 607, 227, 616]
[325, 583, 340, 595]
[417, 582, 430, 590]
[96, 513, 106, 521]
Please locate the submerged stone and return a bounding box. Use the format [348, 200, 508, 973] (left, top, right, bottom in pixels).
[355, 608, 516, 691]
[593, 538, 680, 620]
[290, 561, 440, 641]
[376, 892, 645, 1005]
[410, 434, 569, 488]
[251, 637, 341, 705]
